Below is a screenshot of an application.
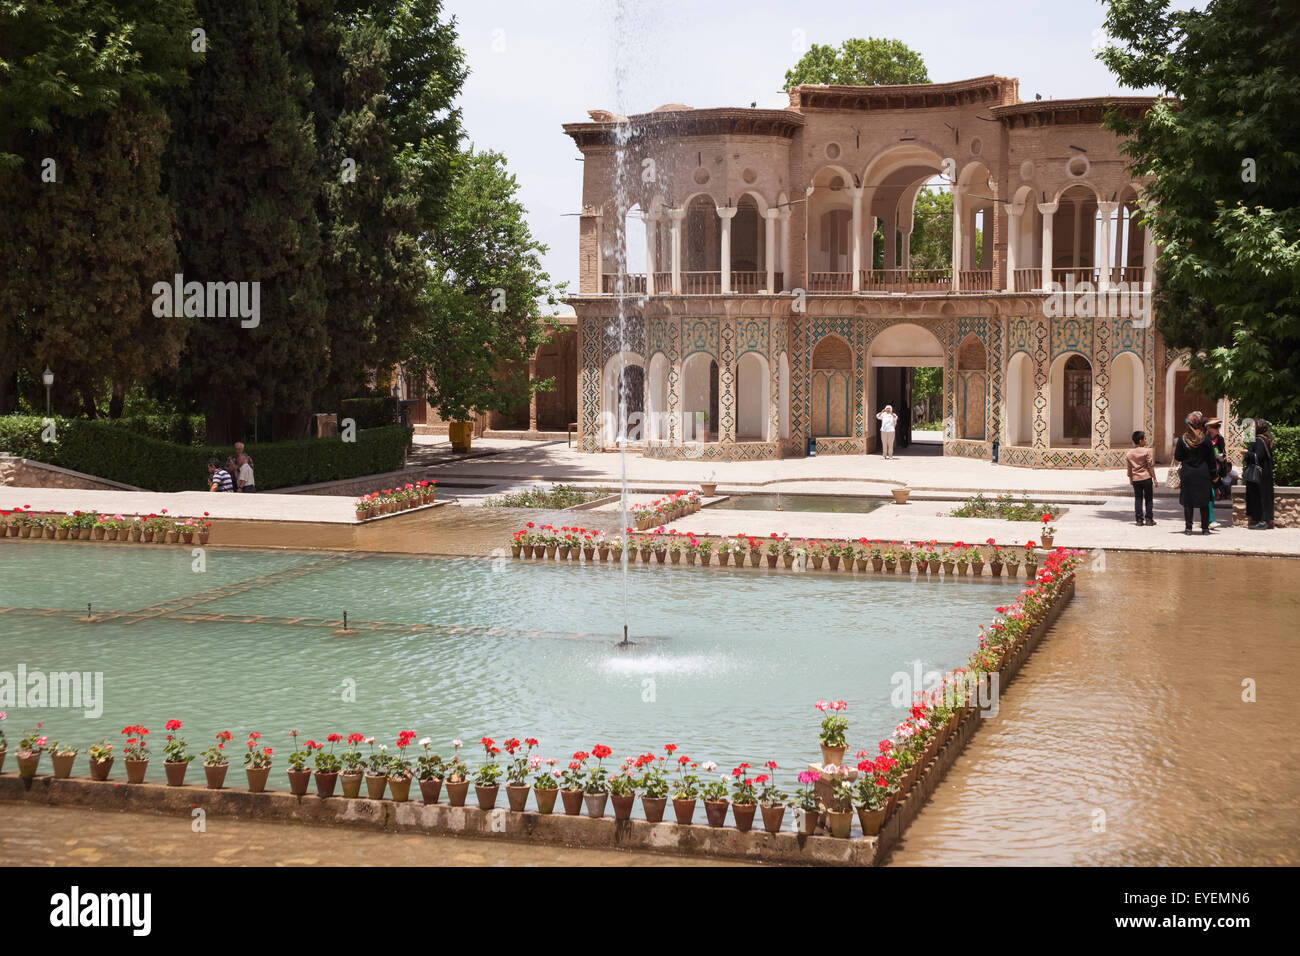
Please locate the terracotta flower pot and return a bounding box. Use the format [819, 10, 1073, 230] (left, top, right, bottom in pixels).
[506, 783, 531, 812]
[901, 558, 912, 573]
[1040, 535, 1054, 549]
[130, 758, 154, 784]
[364, 773, 387, 800]
[885, 560, 896, 573]
[825, 808, 853, 838]
[731, 802, 757, 832]
[534, 787, 559, 814]
[760, 803, 785, 834]
[700, 553, 710, 566]
[15, 753, 41, 780]
[583, 547, 595, 562]
[943, 561, 955, 575]
[245, 766, 270, 793]
[872, 558, 884, 572]
[991, 561, 1004, 577]
[287, 768, 312, 796]
[341, 771, 363, 798]
[672, 797, 697, 825]
[748, 551, 761, 567]
[166, 760, 198, 786]
[798, 807, 821, 835]
[204, 763, 229, 790]
[545, 546, 557, 560]
[827, 555, 840, 571]
[1007, 562, 1020, 578]
[198, 532, 209, 545]
[766, 553, 778, 568]
[475, 783, 499, 811]
[89, 756, 114, 781]
[699, 483, 717, 496]
[445, 779, 470, 806]
[641, 795, 667, 823]
[598, 546, 610, 562]
[558, 546, 571, 561]
[314, 770, 338, 798]
[704, 799, 729, 827]
[639, 548, 651, 563]
[51, 752, 77, 779]
[388, 776, 412, 802]
[604, 793, 633, 821]
[717, 551, 729, 566]
[820, 744, 846, 768]
[419, 778, 443, 805]
[55, 527, 69, 540]
[583, 792, 608, 818]
[811, 555, 823, 569]
[511, 546, 522, 559]
[857, 805, 888, 836]
[783, 554, 794, 568]
[891, 487, 911, 504]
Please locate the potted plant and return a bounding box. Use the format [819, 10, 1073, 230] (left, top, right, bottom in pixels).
[637, 750, 671, 822]
[716, 538, 733, 567]
[823, 769, 856, 838]
[1024, 541, 1039, 580]
[339, 733, 366, 797]
[1039, 514, 1057, 549]
[582, 744, 613, 818]
[729, 766, 759, 832]
[794, 771, 821, 835]
[123, 723, 151, 784]
[609, 757, 638, 821]
[882, 544, 897, 574]
[162, 720, 192, 786]
[474, 736, 503, 810]
[988, 540, 1005, 576]
[309, 735, 342, 798]
[503, 737, 535, 811]
[747, 536, 763, 567]
[826, 540, 843, 572]
[49, 740, 78, 779]
[816, 699, 848, 767]
[970, 546, 986, 576]
[699, 471, 718, 497]
[363, 736, 390, 800]
[88, 739, 114, 781]
[444, 740, 471, 806]
[201, 730, 234, 789]
[671, 754, 700, 825]
[286, 730, 312, 796]
[891, 486, 911, 504]
[899, 544, 914, 574]
[244, 733, 272, 793]
[416, 738, 445, 804]
[582, 533, 596, 562]
[1006, 547, 1021, 578]
[667, 536, 684, 565]
[387, 731, 417, 802]
[757, 762, 788, 833]
[695, 537, 713, 566]
[560, 752, 587, 815]
[701, 767, 729, 827]
[532, 756, 561, 813]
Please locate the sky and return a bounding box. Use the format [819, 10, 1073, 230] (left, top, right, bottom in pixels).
[442, 0, 1186, 312]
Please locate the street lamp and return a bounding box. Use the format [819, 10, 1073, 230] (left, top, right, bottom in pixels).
[42, 367, 54, 415]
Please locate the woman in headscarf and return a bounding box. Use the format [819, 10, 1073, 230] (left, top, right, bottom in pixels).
[1244, 419, 1276, 530]
[1173, 410, 1215, 534]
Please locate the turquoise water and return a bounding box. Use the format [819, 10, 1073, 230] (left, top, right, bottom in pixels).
[707, 494, 886, 514]
[0, 543, 1013, 791]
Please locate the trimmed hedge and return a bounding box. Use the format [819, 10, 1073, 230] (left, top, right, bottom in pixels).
[0, 416, 412, 492]
[1272, 425, 1299, 486]
[339, 396, 399, 429]
[116, 414, 207, 447]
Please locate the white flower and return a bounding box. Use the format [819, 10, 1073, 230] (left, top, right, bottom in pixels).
[379, 744, 388, 752]
[702, 761, 717, 772]
[418, 737, 431, 748]
[451, 739, 462, 748]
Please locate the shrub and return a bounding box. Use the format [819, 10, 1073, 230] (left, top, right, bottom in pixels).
[339, 396, 399, 429]
[0, 416, 411, 491]
[1270, 425, 1299, 486]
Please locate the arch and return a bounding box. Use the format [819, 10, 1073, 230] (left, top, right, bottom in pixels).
[681, 351, 718, 441]
[1110, 352, 1144, 445]
[647, 352, 669, 440]
[1049, 352, 1092, 445]
[1050, 180, 1105, 206]
[812, 333, 853, 370]
[602, 350, 645, 446]
[685, 194, 719, 272]
[859, 142, 947, 189]
[1164, 353, 1227, 457]
[736, 351, 770, 441]
[731, 194, 764, 277]
[779, 350, 791, 440]
[1005, 351, 1034, 445]
[735, 189, 771, 216]
[957, 334, 987, 370]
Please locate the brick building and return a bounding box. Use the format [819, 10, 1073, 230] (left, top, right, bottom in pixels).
[563, 75, 1237, 467]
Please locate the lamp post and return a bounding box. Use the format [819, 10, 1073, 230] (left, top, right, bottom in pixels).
[42, 367, 54, 415]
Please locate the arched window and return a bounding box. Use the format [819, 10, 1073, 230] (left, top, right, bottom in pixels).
[1049, 353, 1093, 445]
[811, 335, 852, 437]
[956, 335, 987, 440]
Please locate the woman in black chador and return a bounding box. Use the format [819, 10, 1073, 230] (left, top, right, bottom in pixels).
[1244, 419, 1276, 530]
[1173, 410, 1215, 534]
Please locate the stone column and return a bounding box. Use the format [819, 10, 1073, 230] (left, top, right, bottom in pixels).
[902, 227, 912, 271]
[849, 186, 864, 291]
[718, 206, 737, 294]
[1005, 206, 1020, 291]
[1114, 205, 1126, 282]
[1142, 210, 1156, 290]
[1037, 202, 1058, 291]
[643, 215, 657, 295]
[951, 192, 963, 291]
[1071, 200, 1083, 270]
[669, 209, 684, 294]
[1096, 201, 1117, 293]
[885, 207, 898, 270]
[764, 208, 778, 293]
[778, 208, 791, 291]
[978, 207, 991, 271]
[866, 216, 876, 279]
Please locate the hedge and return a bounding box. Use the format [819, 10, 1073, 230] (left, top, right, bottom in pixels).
[1272, 425, 1299, 486]
[116, 414, 207, 447]
[339, 396, 399, 429]
[0, 417, 412, 492]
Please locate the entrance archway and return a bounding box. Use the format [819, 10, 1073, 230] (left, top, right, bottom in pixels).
[867, 323, 945, 454]
[1050, 353, 1092, 445]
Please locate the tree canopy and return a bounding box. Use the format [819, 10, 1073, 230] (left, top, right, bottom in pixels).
[785, 37, 929, 88]
[1099, 0, 1300, 423]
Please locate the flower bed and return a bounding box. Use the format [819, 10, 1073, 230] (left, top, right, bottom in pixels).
[630, 491, 702, 529]
[354, 480, 437, 519]
[508, 527, 1049, 578]
[0, 506, 215, 544]
[0, 549, 1078, 856]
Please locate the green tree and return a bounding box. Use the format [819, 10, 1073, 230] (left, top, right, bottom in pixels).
[785, 37, 929, 88]
[1099, 0, 1300, 422]
[166, 0, 327, 442]
[407, 150, 562, 422]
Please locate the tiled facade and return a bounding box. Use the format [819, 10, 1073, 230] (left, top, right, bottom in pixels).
[563, 76, 1230, 467]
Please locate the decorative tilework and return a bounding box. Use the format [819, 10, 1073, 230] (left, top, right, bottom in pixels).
[666, 320, 680, 443]
[683, 318, 718, 358]
[719, 320, 736, 443]
[643, 440, 781, 461]
[578, 316, 602, 453]
[1050, 317, 1093, 359]
[810, 437, 865, 456]
[1008, 317, 1033, 357]
[737, 318, 769, 355]
[1093, 318, 1111, 453]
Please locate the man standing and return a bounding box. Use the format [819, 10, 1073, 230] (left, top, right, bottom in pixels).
[207, 458, 234, 492]
[236, 455, 256, 493]
[1125, 431, 1157, 526]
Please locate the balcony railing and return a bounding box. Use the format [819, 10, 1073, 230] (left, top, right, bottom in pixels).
[681, 271, 721, 294]
[601, 273, 646, 294]
[860, 268, 954, 292]
[1013, 268, 1039, 292]
[1052, 267, 1099, 287]
[958, 270, 994, 291]
[653, 272, 672, 292]
[1115, 266, 1144, 285]
[809, 272, 853, 293]
[730, 271, 771, 294]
